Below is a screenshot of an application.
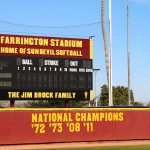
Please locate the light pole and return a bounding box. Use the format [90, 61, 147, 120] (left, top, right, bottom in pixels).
[127, 0, 131, 106]
[93, 69, 100, 107]
[109, 0, 113, 106]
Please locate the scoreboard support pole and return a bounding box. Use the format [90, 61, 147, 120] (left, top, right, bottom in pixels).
[65, 101, 69, 108]
[10, 100, 15, 108]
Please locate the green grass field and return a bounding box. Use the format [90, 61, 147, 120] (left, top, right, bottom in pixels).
[26, 145, 150, 150]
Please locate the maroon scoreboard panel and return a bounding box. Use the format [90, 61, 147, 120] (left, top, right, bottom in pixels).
[0, 34, 93, 101]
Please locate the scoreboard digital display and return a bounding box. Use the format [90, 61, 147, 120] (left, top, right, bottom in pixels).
[0, 34, 93, 101]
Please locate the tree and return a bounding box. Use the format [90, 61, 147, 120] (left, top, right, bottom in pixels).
[100, 84, 134, 106]
[100, 84, 109, 106]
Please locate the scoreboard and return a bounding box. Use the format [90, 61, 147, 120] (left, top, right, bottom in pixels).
[0, 34, 93, 101]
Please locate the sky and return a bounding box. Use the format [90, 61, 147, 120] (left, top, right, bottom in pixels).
[0, 0, 150, 104]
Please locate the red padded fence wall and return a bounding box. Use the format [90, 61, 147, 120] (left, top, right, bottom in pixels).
[0, 108, 150, 144]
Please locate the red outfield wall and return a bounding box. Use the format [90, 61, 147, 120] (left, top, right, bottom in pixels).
[0, 108, 150, 144]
